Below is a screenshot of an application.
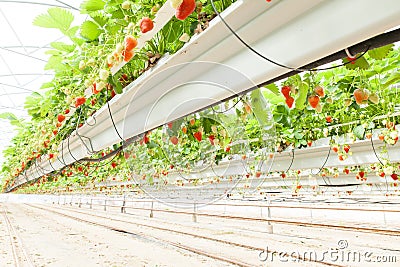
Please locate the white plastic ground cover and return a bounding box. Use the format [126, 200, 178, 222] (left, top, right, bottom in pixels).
[11, 0, 400, 190]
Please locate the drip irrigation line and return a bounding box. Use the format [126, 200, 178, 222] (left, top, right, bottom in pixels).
[48, 160, 57, 172]
[107, 101, 125, 144]
[210, 0, 370, 72]
[286, 149, 295, 172]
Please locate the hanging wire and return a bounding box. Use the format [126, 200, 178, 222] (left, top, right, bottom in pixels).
[209, 0, 371, 72]
[211, 95, 244, 114]
[75, 108, 96, 154]
[370, 134, 389, 193]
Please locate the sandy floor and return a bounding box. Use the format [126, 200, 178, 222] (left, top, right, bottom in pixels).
[1, 201, 399, 267]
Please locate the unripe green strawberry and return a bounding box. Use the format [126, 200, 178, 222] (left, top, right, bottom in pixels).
[170, 0, 183, 9]
[122, 1, 131, 9]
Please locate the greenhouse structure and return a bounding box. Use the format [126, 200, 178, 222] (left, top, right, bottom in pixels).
[0, 0, 400, 266]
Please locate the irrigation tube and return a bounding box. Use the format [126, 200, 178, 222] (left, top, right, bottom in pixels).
[8, 0, 400, 191]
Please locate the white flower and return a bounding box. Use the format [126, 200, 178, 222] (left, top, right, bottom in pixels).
[79, 60, 85, 70]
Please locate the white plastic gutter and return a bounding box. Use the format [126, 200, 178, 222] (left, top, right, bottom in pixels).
[10, 0, 400, 190]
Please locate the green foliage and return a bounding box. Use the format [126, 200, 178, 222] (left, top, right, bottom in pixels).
[33, 8, 74, 34]
[80, 20, 102, 41]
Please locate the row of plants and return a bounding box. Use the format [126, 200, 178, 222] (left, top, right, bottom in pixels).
[1, 0, 400, 194]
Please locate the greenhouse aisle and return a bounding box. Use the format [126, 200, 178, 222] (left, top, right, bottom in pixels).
[0, 203, 231, 267]
[1, 199, 399, 266]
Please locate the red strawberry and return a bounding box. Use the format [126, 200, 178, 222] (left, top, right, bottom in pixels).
[170, 136, 179, 145]
[343, 168, 350, 175]
[124, 152, 130, 159]
[343, 144, 350, 153]
[111, 90, 116, 98]
[307, 140, 312, 147]
[123, 49, 134, 62]
[53, 129, 58, 135]
[338, 155, 344, 161]
[379, 172, 385, 177]
[255, 171, 262, 178]
[182, 126, 187, 134]
[391, 173, 398, 181]
[75, 97, 86, 108]
[92, 83, 100, 94]
[332, 145, 339, 153]
[57, 114, 66, 123]
[167, 122, 173, 129]
[314, 85, 325, 97]
[281, 173, 286, 178]
[208, 135, 215, 145]
[143, 134, 150, 144]
[326, 116, 332, 123]
[193, 131, 202, 142]
[353, 88, 368, 105]
[285, 96, 294, 108]
[378, 134, 385, 141]
[281, 85, 291, 98]
[366, 132, 373, 139]
[358, 171, 365, 178]
[124, 36, 138, 51]
[139, 17, 154, 33]
[49, 153, 54, 159]
[65, 108, 70, 114]
[225, 146, 231, 152]
[308, 95, 320, 109]
[175, 0, 196, 20]
[91, 98, 97, 106]
[111, 162, 117, 168]
[78, 166, 83, 172]
[190, 118, 195, 126]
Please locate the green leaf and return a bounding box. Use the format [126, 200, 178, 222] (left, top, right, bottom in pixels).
[343, 56, 369, 70]
[264, 83, 280, 95]
[0, 113, 23, 127]
[383, 72, 400, 88]
[80, 20, 101, 41]
[50, 42, 76, 53]
[33, 7, 74, 34]
[91, 13, 108, 27]
[40, 82, 54, 89]
[80, 0, 105, 13]
[45, 55, 68, 72]
[295, 82, 308, 110]
[368, 44, 394, 60]
[273, 114, 283, 122]
[353, 125, 365, 139]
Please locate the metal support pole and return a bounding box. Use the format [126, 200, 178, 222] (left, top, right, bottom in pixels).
[78, 197, 82, 208]
[121, 195, 126, 213]
[267, 194, 273, 234]
[90, 198, 93, 209]
[192, 202, 197, 223]
[149, 201, 154, 218]
[104, 198, 107, 211]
